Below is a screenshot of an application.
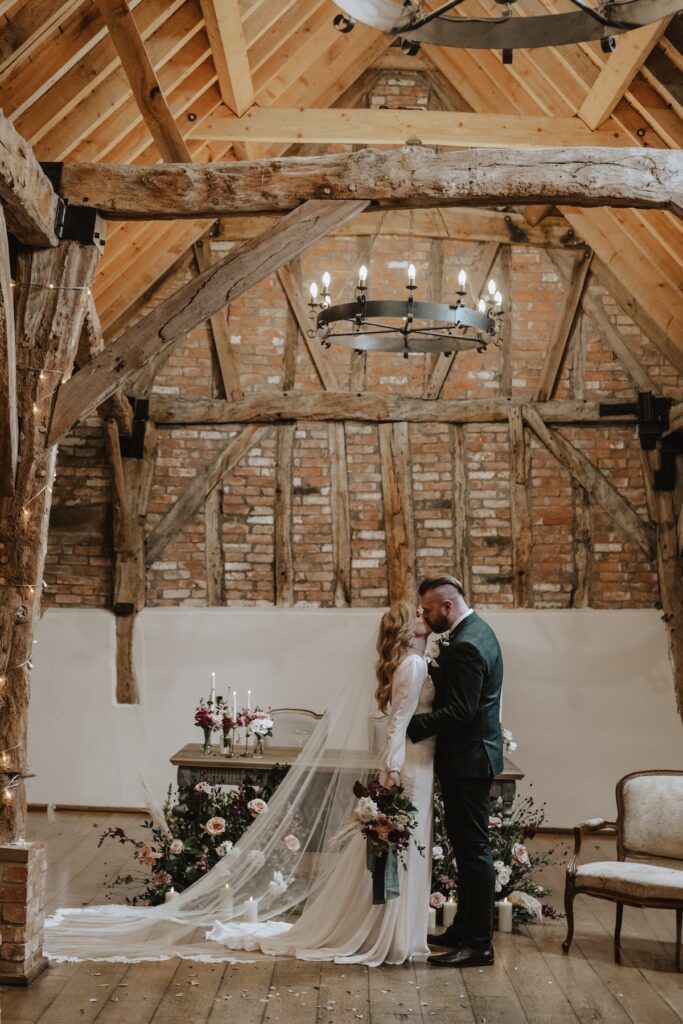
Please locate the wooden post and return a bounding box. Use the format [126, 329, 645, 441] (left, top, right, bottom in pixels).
[274, 424, 295, 607]
[498, 245, 512, 398]
[0, 207, 17, 497]
[534, 249, 592, 403]
[379, 422, 416, 604]
[205, 487, 224, 606]
[0, 239, 100, 844]
[450, 424, 471, 603]
[329, 423, 352, 607]
[103, 416, 156, 704]
[509, 406, 532, 608]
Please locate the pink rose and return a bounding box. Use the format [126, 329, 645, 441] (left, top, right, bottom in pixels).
[152, 871, 172, 887]
[284, 834, 300, 852]
[512, 842, 530, 867]
[169, 839, 184, 854]
[429, 892, 446, 909]
[194, 781, 211, 794]
[247, 798, 268, 816]
[137, 844, 161, 867]
[204, 817, 226, 836]
[489, 816, 502, 829]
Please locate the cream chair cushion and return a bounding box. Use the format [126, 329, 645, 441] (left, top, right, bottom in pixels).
[621, 774, 683, 860]
[575, 861, 683, 902]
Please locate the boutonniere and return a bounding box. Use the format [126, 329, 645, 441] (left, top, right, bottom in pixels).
[436, 632, 453, 652]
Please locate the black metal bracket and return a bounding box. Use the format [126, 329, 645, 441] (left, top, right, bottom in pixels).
[40, 161, 106, 252]
[113, 602, 135, 617]
[599, 392, 673, 451]
[119, 398, 150, 459]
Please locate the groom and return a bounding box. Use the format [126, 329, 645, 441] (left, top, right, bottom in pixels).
[407, 575, 503, 968]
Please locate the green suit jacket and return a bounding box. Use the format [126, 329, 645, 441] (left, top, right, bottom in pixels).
[407, 610, 504, 780]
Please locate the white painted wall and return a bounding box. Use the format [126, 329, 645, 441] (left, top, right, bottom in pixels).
[27, 608, 682, 827]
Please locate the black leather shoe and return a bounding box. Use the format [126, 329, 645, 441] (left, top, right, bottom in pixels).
[427, 944, 494, 968]
[427, 928, 462, 948]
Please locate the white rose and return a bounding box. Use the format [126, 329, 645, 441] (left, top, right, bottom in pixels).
[246, 850, 265, 869]
[248, 798, 268, 816]
[194, 781, 210, 794]
[354, 796, 378, 824]
[169, 838, 184, 854]
[284, 834, 301, 852]
[429, 892, 446, 909]
[432, 845, 444, 860]
[269, 870, 288, 895]
[216, 841, 233, 857]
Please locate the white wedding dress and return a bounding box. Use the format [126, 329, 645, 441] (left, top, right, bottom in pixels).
[209, 653, 435, 966]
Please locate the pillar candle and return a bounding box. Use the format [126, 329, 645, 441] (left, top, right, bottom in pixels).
[428, 907, 436, 932]
[164, 887, 178, 904]
[442, 900, 458, 928]
[223, 883, 233, 918]
[497, 898, 513, 933]
[247, 689, 251, 711]
[210, 672, 216, 707]
[233, 691, 237, 719]
[244, 897, 258, 923]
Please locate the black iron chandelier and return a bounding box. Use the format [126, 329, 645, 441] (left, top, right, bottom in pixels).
[332, 0, 683, 61]
[308, 264, 503, 358]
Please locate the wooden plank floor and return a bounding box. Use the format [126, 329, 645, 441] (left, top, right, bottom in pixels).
[1, 812, 681, 1024]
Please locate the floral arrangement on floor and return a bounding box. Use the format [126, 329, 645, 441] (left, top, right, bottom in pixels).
[430, 783, 560, 924]
[99, 766, 289, 906]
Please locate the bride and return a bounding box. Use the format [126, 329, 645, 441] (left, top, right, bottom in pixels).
[45, 603, 435, 966]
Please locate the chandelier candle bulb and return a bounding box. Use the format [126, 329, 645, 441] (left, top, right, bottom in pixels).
[488, 279, 496, 296]
[495, 291, 503, 306]
[244, 897, 258, 923]
[408, 263, 416, 286]
[322, 271, 331, 290]
[309, 282, 318, 302]
[478, 299, 486, 314]
[358, 265, 367, 286]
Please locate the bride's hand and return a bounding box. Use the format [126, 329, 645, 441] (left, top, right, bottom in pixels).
[384, 770, 400, 788]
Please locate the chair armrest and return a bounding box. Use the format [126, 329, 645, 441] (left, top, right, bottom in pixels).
[566, 819, 618, 878]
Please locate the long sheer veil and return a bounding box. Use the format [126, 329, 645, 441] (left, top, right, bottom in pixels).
[45, 634, 383, 963]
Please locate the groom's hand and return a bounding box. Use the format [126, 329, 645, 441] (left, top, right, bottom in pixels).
[406, 716, 420, 742]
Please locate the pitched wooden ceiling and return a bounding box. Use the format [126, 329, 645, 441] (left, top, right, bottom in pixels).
[2, 0, 682, 353]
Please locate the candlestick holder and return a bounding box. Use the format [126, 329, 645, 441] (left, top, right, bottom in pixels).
[242, 727, 253, 757]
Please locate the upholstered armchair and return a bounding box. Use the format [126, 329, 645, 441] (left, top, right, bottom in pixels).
[563, 770, 683, 970]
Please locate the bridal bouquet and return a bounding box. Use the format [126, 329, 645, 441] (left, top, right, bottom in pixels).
[352, 778, 423, 905]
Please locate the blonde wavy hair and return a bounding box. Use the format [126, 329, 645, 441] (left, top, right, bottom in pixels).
[375, 601, 415, 714]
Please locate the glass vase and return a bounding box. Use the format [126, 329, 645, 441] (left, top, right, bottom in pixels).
[222, 731, 233, 757]
[253, 735, 264, 759]
[201, 726, 213, 756]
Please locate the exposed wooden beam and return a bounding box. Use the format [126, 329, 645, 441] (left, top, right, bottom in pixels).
[200, 0, 254, 116]
[274, 423, 295, 606]
[546, 251, 661, 395]
[191, 106, 627, 148]
[214, 207, 583, 248]
[0, 109, 58, 246]
[76, 294, 134, 436]
[572, 482, 592, 608]
[0, 207, 17, 496]
[48, 198, 368, 444]
[149, 393, 635, 427]
[450, 423, 471, 603]
[0, 0, 82, 77]
[379, 421, 416, 604]
[193, 239, 242, 402]
[97, 0, 192, 162]
[523, 405, 656, 561]
[578, 21, 670, 130]
[145, 424, 271, 566]
[276, 264, 339, 391]
[57, 147, 683, 219]
[534, 250, 593, 402]
[329, 422, 351, 607]
[205, 486, 224, 606]
[423, 242, 499, 400]
[509, 406, 532, 608]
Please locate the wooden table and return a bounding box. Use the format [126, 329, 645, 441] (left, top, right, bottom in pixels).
[170, 743, 524, 816]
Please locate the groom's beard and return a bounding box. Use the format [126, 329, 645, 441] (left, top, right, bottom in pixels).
[426, 613, 450, 633]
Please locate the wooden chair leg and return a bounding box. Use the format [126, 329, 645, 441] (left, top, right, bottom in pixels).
[614, 902, 623, 964]
[562, 882, 575, 954]
[676, 908, 682, 972]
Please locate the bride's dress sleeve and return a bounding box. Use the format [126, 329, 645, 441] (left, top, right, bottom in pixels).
[381, 655, 426, 773]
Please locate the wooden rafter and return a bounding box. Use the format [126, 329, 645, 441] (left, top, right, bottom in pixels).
[200, 0, 254, 116]
[97, 0, 192, 162]
[523, 405, 655, 561]
[578, 20, 671, 130]
[193, 240, 242, 402]
[191, 106, 627, 148]
[534, 249, 593, 402]
[379, 421, 416, 604]
[49, 198, 368, 443]
[58, 148, 683, 218]
[274, 423, 295, 606]
[149, 393, 635, 427]
[509, 406, 531, 609]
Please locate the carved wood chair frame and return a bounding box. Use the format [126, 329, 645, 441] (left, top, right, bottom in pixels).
[562, 769, 683, 971]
